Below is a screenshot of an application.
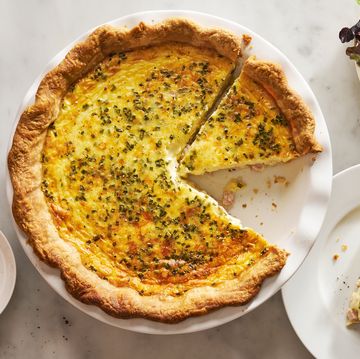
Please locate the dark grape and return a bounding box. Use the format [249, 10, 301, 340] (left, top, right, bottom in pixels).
[350, 20, 360, 34]
[339, 27, 354, 43]
[351, 21, 360, 41]
[339, 19, 360, 64]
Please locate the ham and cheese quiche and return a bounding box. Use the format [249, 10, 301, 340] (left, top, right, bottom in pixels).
[8, 19, 321, 322]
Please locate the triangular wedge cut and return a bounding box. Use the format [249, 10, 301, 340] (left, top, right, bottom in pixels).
[179, 56, 322, 176]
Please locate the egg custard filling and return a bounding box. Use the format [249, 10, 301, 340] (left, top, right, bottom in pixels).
[9, 20, 321, 322]
[41, 44, 274, 296]
[180, 58, 300, 175]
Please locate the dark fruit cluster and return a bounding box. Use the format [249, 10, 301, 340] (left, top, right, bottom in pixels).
[339, 20, 360, 65]
[339, 20, 360, 43]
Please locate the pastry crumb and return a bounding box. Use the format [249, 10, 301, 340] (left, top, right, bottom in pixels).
[253, 188, 259, 194]
[266, 179, 272, 189]
[341, 244, 348, 252]
[242, 203, 247, 208]
[333, 254, 339, 261]
[271, 202, 277, 209]
[273, 175, 289, 186]
[250, 164, 264, 172]
[242, 34, 252, 47]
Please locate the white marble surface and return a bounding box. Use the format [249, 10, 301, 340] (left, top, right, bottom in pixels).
[0, 0, 359, 358]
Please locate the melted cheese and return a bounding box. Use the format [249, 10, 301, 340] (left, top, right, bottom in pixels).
[42, 43, 270, 296]
[179, 73, 298, 176]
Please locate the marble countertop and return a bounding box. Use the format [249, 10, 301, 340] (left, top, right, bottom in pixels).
[1, 0, 359, 358]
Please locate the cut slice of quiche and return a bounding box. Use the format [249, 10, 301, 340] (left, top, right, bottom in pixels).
[347, 280, 360, 325]
[179, 56, 322, 176]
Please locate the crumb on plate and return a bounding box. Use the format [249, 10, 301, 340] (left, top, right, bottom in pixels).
[221, 177, 246, 209]
[266, 178, 272, 189]
[242, 34, 252, 47]
[273, 175, 289, 186]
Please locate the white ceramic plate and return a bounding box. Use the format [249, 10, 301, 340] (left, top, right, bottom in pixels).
[282, 165, 360, 359]
[0, 231, 16, 314]
[6, 10, 332, 334]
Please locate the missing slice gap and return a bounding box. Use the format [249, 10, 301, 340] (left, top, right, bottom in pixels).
[177, 56, 246, 163]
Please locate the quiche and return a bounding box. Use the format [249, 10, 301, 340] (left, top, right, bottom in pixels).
[180, 56, 321, 175]
[347, 279, 360, 325]
[8, 19, 321, 322]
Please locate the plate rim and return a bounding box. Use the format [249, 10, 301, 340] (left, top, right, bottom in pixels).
[6, 9, 332, 334]
[282, 164, 360, 359]
[0, 231, 16, 314]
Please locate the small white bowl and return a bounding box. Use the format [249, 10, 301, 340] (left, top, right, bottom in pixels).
[0, 231, 16, 314]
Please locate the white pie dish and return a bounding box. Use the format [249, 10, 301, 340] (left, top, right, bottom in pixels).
[6, 10, 332, 334]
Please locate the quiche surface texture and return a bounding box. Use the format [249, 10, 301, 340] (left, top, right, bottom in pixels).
[180, 56, 321, 176]
[8, 19, 320, 322]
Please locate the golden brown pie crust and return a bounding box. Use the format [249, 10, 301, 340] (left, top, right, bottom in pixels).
[242, 56, 322, 155]
[7, 19, 316, 323]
